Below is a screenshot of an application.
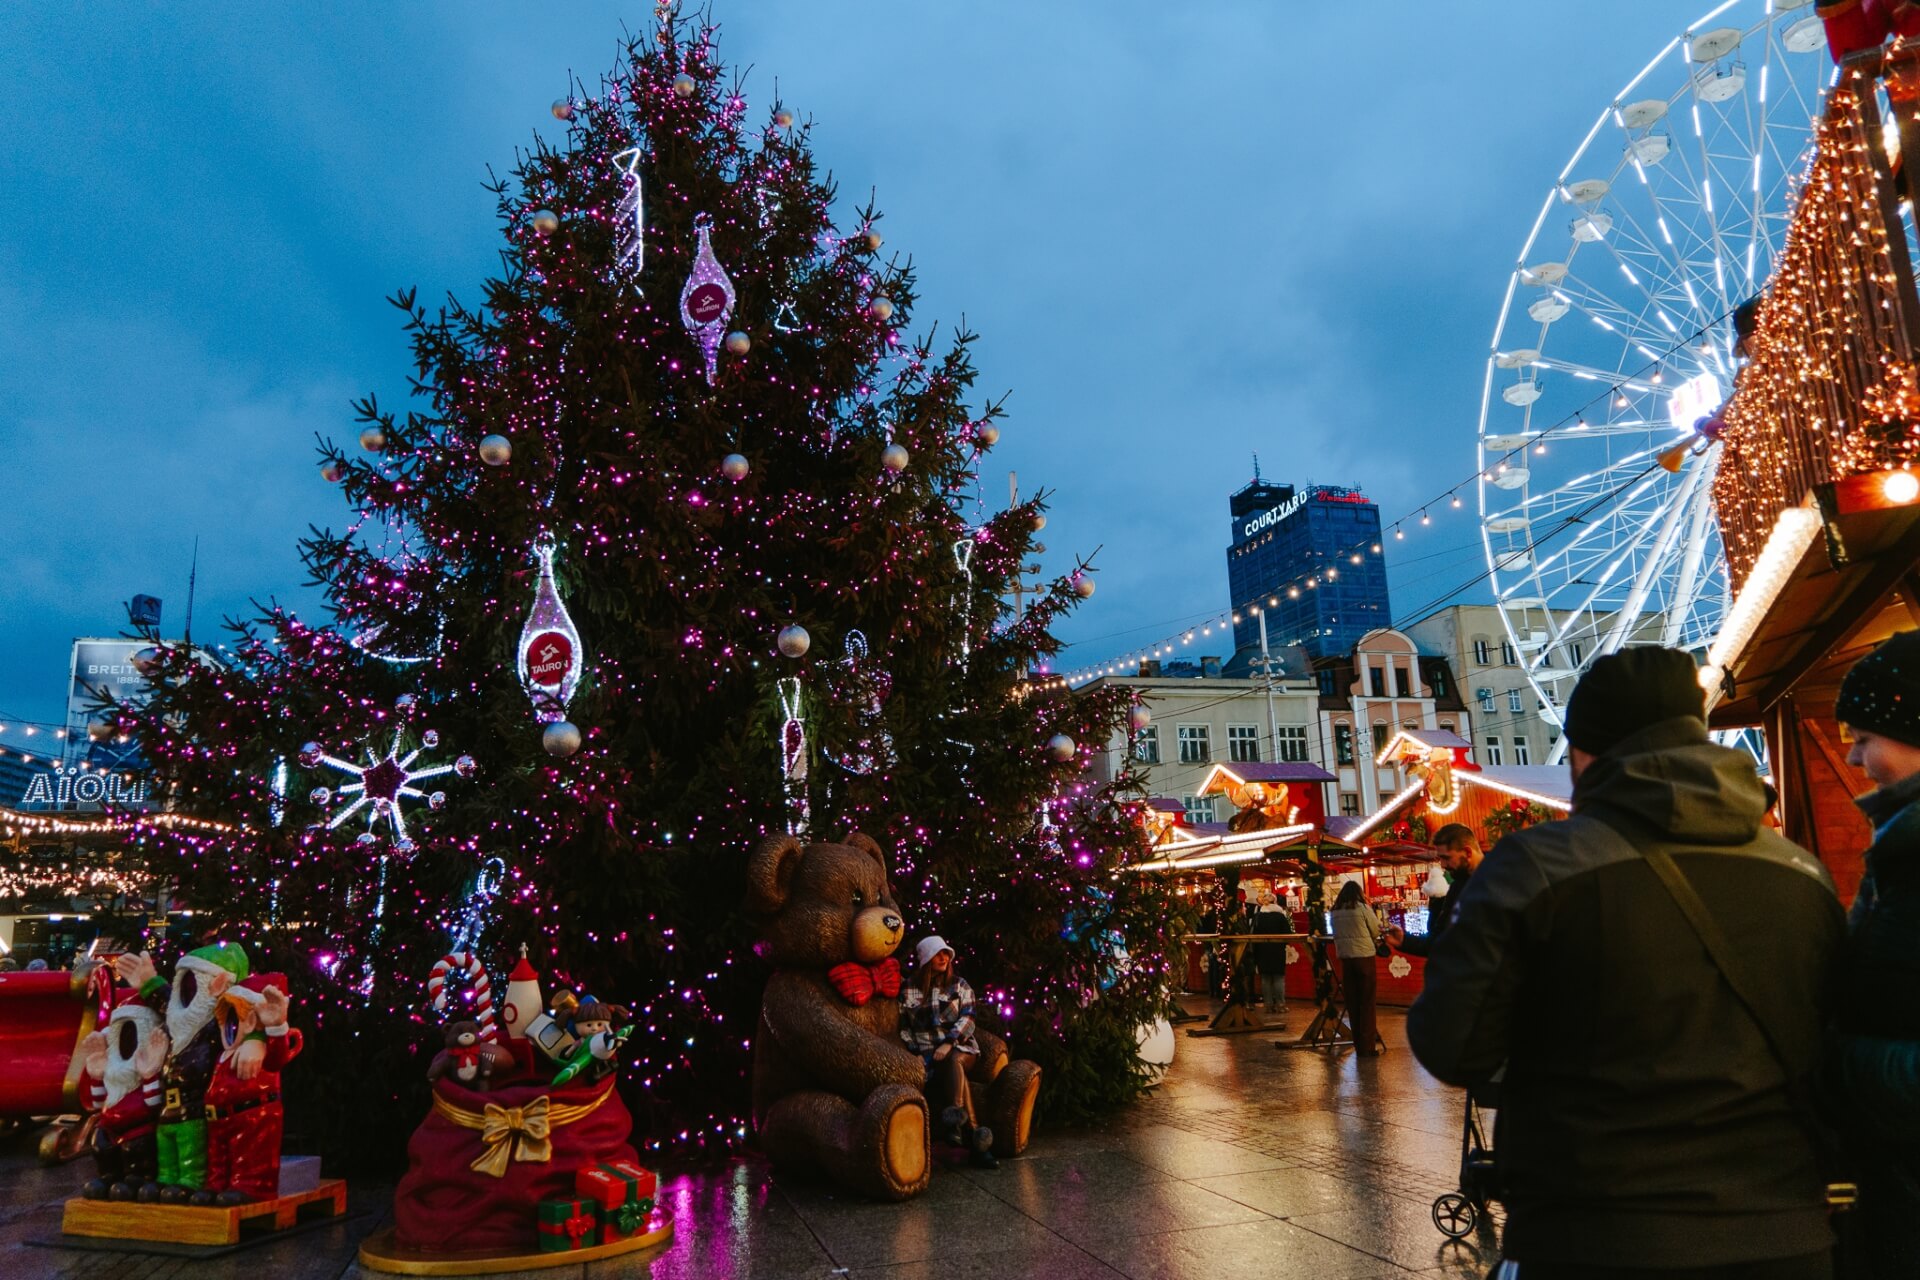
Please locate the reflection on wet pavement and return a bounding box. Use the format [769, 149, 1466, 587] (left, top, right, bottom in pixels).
[0, 1002, 1499, 1279]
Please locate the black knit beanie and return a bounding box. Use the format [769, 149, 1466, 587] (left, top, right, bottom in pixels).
[1562, 646, 1705, 757]
[1836, 632, 1920, 747]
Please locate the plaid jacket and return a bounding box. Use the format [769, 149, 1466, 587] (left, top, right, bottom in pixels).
[899, 977, 980, 1063]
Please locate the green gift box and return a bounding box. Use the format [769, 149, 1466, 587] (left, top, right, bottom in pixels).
[536, 1197, 599, 1252]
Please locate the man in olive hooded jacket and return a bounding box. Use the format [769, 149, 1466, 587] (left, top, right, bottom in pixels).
[1408, 647, 1844, 1279]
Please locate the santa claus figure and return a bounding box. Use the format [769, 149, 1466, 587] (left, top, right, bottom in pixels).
[202, 973, 300, 1204]
[76, 993, 169, 1201]
[115, 941, 251, 1202]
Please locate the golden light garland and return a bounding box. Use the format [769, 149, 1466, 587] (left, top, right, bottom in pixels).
[1714, 62, 1920, 592]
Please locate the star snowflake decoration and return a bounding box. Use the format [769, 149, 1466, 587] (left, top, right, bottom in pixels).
[300, 732, 472, 854]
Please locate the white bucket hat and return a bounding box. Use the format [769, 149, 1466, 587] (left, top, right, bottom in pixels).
[914, 936, 953, 970]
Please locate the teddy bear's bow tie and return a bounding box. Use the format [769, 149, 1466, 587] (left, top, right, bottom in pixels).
[827, 957, 902, 1006]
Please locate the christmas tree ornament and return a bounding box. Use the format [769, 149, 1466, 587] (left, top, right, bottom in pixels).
[773, 300, 801, 333]
[313, 732, 464, 848]
[422, 729, 441, 748]
[530, 208, 560, 235]
[297, 742, 324, 768]
[1130, 704, 1152, 731]
[864, 231, 883, 251]
[454, 754, 478, 778]
[724, 330, 751, 355]
[776, 677, 809, 836]
[777, 624, 811, 658]
[1072, 573, 1096, 599]
[395, 693, 418, 714]
[551, 98, 576, 121]
[542, 720, 583, 757]
[516, 537, 585, 722]
[449, 857, 507, 953]
[672, 73, 697, 97]
[360, 427, 387, 452]
[309, 786, 332, 806]
[478, 434, 513, 466]
[868, 297, 894, 322]
[679, 213, 736, 385]
[721, 453, 750, 481]
[881, 444, 909, 474]
[428, 952, 499, 1041]
[953, 538, 976, 674]
[611, 147, 645, 290]
[1031, 512, 1047, 532]
[320, 460, 345, 484]
[1048, 733, 1078, 762]
[428, 790, 448, 811]
[974, 424, 999, 447]
[500, 944, 543, 1038]
[823, 630, 894, 775]
[773, 107, 795, 128]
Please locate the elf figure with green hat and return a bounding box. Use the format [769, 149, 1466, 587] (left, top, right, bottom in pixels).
[114, 941, 250, 1203]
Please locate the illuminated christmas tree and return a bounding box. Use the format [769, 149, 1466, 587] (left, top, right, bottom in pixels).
[115, 16, 1180, 1166]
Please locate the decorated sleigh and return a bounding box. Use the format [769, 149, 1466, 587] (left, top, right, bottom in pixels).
[0, 962, 111, 1162]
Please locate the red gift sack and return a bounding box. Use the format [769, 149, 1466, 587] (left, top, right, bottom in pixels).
[392, 1072, 638, 1254]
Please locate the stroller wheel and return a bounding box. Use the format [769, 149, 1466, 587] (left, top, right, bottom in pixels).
[1431, 1191, 1478, 1239]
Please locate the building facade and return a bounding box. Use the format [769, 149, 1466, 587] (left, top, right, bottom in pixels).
[1226, 480, 1391, 658]
[1311, 627, 1473, 817]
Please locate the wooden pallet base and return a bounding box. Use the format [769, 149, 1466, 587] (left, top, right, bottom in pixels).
[356, 1213, 674, 1276]
[60, 1178, 349, 1246]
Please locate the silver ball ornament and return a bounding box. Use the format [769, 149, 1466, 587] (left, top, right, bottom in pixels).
[355, 832, 378, 848]
[865, 231, 884, 251]
[1131, 704, 1152, 732]
[429, 790, 448, 811]
[394, 838, 417, 857]
[542, 720, 583, 757]
[422, 729, 441, 748]
[297, 741, 324, 768]
[721, 453, 750, 481]
[551, 98, 576, 121]
[320, 460, 345, 484]
[478, 434, 513, 466]
[673, 73, 697, 97]
[1048, 733, 1078, 762]
[777, 624, 811, 659]
[1031, 512, 1047, 532]
[868, 296, 894, 322]
[1072, 574, 1097, 599]
[724, 330, 751, 355]
[530, 208, 560, 235]
[773, 107, 795, 128]
[881, 443, 910, 474]
[454, 754, 478, 779]
[975, 424, 1000, 447]
[309, 786, 332, 806]
[360, 427, 386, 453]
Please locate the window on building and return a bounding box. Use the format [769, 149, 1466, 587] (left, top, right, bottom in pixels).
[1340, 792, 1361, 817]
[1133, 725, 1159, 764]
[1372, 721, 1389, 756]
[1334, 723, 1354, 765]
[1275, 726, 1309, 762]
[1501, 641, 1518, 665]
[1472, 638, 1491, 666]
[1567, 641, 1583, 668]
[1508, 689, 1524, 713]
[1483, 736, 1503, 766]
[1227, 724, 1261, 763]
[1439, 720, 1456, 735]
[1394, 665, 1411, 697]
[1182, 795, 1216, 825]
[1177, 724, 1211, 765]
[1402, 719, 1418, 731]
[1512, 737, 1531, 766]
[1429, 666, 1449, 699]
[1478, 689, 1495, 714]
[1368, 665, 1386, 697]
[1317, 669, 1338, 697]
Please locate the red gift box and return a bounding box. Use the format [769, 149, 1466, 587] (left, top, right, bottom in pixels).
[575, 1158, 657, 1240]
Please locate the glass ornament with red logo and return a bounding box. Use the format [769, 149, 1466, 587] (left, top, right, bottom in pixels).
[678, 212, 735, 385]
[516, 537, 585, 723]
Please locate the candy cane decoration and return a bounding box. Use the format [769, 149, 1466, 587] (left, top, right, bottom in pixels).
[428, 952, 498, 1042]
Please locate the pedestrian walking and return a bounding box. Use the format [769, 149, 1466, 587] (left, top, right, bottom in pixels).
[1386, 822, 1481, 955]
[1828, 631, 1920, 1278]
[1251, 895, 1293, 1017]
[1408, 646, 1843, 1279]
[1329, 880, 1384, 1056]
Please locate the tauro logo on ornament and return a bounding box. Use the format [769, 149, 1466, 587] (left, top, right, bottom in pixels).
[685, 282, 729, 324]
[526, 632, 575, 687]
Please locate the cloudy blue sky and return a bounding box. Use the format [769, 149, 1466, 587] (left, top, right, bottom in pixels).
[1, 4, 1730, 731]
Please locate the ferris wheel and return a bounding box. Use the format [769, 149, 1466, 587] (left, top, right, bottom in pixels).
[1478, 0, 1833, 761]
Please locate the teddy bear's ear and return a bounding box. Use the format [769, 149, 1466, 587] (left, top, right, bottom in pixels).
[842, 832, 888, 881]
[746, 835, 806, 914]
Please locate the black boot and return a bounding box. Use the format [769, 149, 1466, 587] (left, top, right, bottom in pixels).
[939, 1105, 969, 1148]
[967, 1124, 997, 1169]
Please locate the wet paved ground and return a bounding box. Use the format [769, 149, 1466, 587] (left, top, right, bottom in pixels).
[0, 1001, 1500, 1279]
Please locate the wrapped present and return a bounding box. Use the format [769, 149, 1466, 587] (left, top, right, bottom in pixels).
[536, 1197, 599, 1253]
[576, 1158, 656, 1239]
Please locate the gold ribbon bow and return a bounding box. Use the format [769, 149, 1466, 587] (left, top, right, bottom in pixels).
[432, 1083, 612, 1179]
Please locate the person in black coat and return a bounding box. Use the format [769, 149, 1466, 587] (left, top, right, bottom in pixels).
[1250, 897, 1294, 1017]
[1386, 822, 1481, 956]
[1828, 632, 1920, 1279]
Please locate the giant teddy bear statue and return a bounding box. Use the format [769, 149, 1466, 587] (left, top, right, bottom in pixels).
[747, 833, 1041, 1201]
